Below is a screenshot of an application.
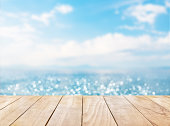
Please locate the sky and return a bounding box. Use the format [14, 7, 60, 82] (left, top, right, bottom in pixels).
[0, 0, 170, 69]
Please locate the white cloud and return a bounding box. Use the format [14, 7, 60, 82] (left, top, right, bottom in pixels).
[31, 12, 54, 25]
[0, 25, 169, 67]
[119, 25, 166, 35]
[55, 5, 73, 14]
[31, 4, 73, 25]
[165, 0, 170, 7]
[0, 24, 35, 41]
[126, 4, 166, 24]
[156, 32, 170, 48]
[120, 25, 145, 30]
[112, 0, 145, 9]
[0, 11, 29, 19]
[0, 2, 169, 68]
[22, 24, 36, 32]
[0, 11, 30, 24]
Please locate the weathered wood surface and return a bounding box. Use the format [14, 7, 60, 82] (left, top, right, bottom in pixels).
[11, 96, 62, 126]
[0, 96, 21, 110]
[0, 96, 169, 126]
[0, 96, 41, 126]
[46, 95, 82, 126]
[125, 96, 170, 126]
[83, 96, 117, 126]
[104, 96, 152, 126]
[146, 96, 170, 111]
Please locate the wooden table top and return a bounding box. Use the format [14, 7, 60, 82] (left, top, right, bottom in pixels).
[0, 95, 170, 126]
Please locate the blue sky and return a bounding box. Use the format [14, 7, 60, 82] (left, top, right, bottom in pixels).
[0, 0, 170, 69]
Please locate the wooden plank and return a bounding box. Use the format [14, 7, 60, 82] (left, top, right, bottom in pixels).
[146, 96, 170, 111]
[0, 96, 41, 126]
[11, 96, 62, 126]
[104, 96, 152, 126]
[0, 96, 21, 110]
[83, 96, 117, 126]
[125, 96, 170, 126]
[46, 95, 82, 126]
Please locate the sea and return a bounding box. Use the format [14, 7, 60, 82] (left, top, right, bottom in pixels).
[0, 68, 170, 95]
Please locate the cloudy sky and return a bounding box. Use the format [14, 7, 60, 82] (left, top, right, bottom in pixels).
[0, 0, 170, 69]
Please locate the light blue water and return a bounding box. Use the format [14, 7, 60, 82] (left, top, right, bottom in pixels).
[0, 69, 170, 95]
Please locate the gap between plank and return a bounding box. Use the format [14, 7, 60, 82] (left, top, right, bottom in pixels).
[0, 96, 22, 110]
[9, 96, 43, 126]
[81, 96, 83, 126]
[123, 96, 154, 126]
[103, 96, 118, 126]
[45, 96, 63, 126]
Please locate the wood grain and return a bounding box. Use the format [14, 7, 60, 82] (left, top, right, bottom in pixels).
[0, 96, 169, 126]
[11, 96, 62, 126]
[0, 96, 21, 110]
[146, 96, 170, 111]
[104, 96, 152, 126]
[46, 95, 82, 126]
[83, 96, 117, 126]
[0, 96, 41, 126]
[125, 96, 170, 126]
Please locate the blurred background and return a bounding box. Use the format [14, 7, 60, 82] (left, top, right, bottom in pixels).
[0, 0, 170, 95]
